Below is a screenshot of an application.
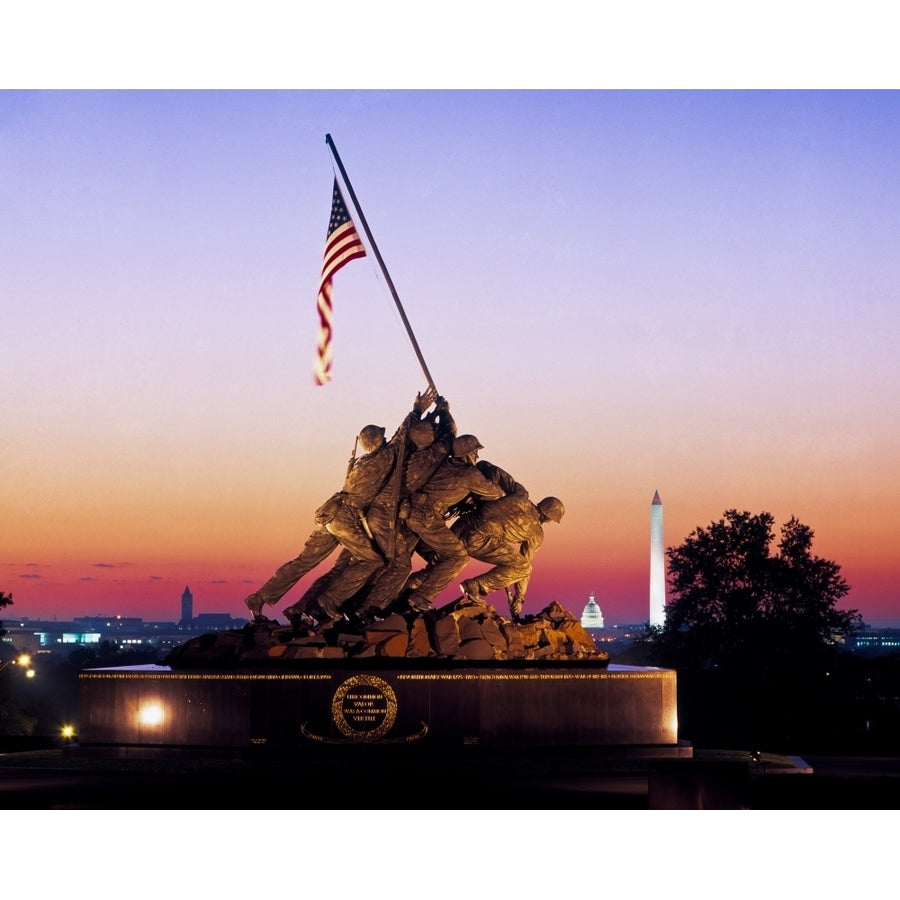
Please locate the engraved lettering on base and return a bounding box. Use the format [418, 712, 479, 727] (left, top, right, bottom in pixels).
[331, 674, 398, 741]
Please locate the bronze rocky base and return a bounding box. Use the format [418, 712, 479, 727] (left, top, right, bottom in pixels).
[165, 599, 608, 666]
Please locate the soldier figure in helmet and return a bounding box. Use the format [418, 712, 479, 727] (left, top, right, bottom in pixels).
[454, 494, 565, 619]
[397, 433, 505, 613]
[243, 389, 435, 621]
[292, 392, 457, 625]
[353, 396, 457, 620]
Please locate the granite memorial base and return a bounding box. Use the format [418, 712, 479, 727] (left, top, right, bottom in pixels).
[77, 661, 689, 758]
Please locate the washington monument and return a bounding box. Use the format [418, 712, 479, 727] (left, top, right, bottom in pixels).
[649, 490, 665, 627]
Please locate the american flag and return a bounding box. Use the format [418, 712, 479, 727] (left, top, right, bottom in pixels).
[313, 179, 366, 385]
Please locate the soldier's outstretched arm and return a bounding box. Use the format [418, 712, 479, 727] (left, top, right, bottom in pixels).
[437, 396, 457, 438]
[390, 387, 440, 445]
[413, 386, 438, 415]
[476, 459, 528, 497]
[423, 395, 456, 440]
[513, 573, 532, 604]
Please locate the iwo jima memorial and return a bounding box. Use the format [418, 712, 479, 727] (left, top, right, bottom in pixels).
[77, 136, 684, 757]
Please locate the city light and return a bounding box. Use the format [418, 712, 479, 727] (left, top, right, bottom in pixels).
[0, 653, 35, 676]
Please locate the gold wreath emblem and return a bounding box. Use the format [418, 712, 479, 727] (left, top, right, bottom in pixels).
[331, 674, 398, 741]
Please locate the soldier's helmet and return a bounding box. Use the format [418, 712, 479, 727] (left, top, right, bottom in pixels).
[452, 434, 483, 458]
[358, 425, 386, 452]
[537, 497, 565, 523]
[409, 419, 435, 450]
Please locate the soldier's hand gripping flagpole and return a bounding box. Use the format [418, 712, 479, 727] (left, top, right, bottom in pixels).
[325, 133, 438, 395]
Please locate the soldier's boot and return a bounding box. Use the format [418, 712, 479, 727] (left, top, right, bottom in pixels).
[459, 580, 486, 606]
[404, 571, 425, 593]
[355, 600, 389, 626]
[314, 595, 345, 632]
[405, 592, 433, 614]
[282, 601, 314, 632]
[244, 592, 265, 619]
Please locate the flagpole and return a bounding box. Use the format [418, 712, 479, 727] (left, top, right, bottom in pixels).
[325, 133, 438, 393]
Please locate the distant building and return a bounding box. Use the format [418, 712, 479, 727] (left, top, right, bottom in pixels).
[195, 613, 239, 630]
[581, 592, 605, 630]
[850, 627, 900, 654]
[175, 584, 244, 633]
[180, 585, 193, 626]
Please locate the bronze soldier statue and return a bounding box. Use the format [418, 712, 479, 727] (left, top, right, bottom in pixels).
[353, 397, 457, 620]
[398, 434, 505, 612]
[280, 388, 442, 625]
[243, 389, 435, 620]
[454, 494, 565, 619]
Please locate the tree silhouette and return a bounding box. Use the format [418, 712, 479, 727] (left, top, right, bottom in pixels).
[1, 591, 39, 737]
[659, 510, 859, 670]
[651, 510, 862, 748]
[0, 590, 12, 639]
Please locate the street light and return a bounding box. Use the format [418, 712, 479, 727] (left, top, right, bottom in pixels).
[0, 653, 33, 674]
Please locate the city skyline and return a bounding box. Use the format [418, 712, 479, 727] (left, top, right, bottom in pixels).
[3, 91, 898, 627]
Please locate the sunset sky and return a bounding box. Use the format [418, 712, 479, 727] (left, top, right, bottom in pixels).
[2, 90, 898, 626]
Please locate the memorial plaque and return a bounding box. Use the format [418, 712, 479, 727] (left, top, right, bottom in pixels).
[330, 674, 397, 741]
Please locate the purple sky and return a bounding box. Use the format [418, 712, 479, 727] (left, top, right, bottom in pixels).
[2, 90, 897, 628]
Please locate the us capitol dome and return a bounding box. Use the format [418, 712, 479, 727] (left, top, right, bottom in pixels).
[580, 592, 605, 630]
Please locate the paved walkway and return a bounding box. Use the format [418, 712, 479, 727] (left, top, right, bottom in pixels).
[1, 750, 899, 808]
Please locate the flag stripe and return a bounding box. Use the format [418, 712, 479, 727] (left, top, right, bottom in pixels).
[314, 180, 366, 385]
[322, 222, 366, 276]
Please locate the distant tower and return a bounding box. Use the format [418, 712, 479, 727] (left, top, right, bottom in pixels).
[649, 491, 666, 627]
[581, 592, 605, 630]
[180, 585, 193, 625]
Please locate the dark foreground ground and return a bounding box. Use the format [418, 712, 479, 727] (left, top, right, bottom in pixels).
[1, 744, 899, 808]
